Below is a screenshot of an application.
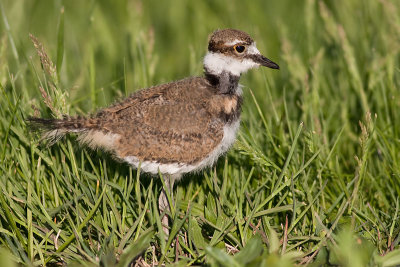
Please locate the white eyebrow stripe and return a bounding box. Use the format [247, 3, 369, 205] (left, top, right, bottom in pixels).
[224, 39, 241, 46]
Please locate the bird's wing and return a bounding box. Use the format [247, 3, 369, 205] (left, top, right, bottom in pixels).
[94, 78, 225, 165]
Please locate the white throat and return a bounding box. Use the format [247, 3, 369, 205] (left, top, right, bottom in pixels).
[203, 53, 258, 76]
[203, 44, 261, 76]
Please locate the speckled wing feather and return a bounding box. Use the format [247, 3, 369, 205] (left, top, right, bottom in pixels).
[94, 77, 225, 165]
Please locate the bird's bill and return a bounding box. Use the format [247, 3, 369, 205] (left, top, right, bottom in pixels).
[253, 54, 279, 69]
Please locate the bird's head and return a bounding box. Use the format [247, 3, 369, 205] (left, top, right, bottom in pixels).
[204, 29, 279, 77]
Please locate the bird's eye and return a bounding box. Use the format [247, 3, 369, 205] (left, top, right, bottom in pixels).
[234, 45, 246, 53]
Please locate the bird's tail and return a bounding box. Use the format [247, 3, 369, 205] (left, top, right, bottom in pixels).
[27, 116, 95, 145]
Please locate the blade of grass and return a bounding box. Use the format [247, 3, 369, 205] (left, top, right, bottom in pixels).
[56, 7, 64, 80]
[45, 186, 107, 264]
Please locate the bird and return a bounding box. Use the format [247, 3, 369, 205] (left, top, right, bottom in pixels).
[28, 28, 279, 236]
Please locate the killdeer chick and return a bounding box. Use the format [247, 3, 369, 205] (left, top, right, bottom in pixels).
[29, 29, 279, 236]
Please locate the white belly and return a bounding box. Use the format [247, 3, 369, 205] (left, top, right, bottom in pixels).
[193, 119, 241, 170]
[123, 119, 241, 176]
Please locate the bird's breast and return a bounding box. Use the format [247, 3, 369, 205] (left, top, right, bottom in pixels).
[208, 93, 243, 123]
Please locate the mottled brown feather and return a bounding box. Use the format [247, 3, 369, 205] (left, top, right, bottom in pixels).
[91, 77, 241, 164]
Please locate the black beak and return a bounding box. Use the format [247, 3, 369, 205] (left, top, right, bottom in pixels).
[252, 54, 279, 69]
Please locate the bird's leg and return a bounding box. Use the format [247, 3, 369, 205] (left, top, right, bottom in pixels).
[158, 174, 180, 237]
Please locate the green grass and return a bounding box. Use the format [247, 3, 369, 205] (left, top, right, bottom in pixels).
[1, 0, 400, 266]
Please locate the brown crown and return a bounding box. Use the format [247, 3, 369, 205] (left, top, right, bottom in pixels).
[208, 29, 254, 53]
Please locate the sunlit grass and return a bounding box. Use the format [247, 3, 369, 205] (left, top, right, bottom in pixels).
[0, 0, 400, 265]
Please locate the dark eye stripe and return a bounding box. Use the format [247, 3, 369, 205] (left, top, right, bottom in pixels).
[208, 42, 250, 53]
